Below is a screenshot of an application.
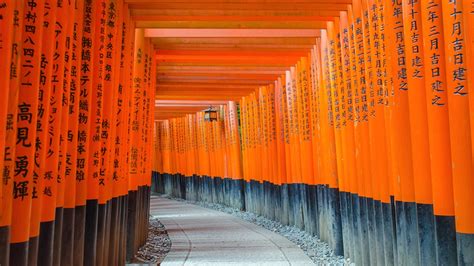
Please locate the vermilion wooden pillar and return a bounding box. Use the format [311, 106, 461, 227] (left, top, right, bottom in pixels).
[10, 1, 45, 265]
[84, 0, 105, 264]
[0, 2, 14, 240]
[28, 1, 57, 265]
[442, 0, 474, 263]
[74, 1, 96, 265]
[59, 1, 84, 265]
[0, 2, 18, 265]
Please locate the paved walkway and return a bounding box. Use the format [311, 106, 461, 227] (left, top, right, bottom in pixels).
[151, 196, 314, 266]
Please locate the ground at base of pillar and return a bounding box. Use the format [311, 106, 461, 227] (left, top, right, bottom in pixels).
[128, 218, 171, 265]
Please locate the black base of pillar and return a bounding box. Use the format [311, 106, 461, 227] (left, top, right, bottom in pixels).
[417, 203, 436, 266]
[126, 191, 137, 261]
[381, 201, 395, 265]
[366, 197, 376, 264]
[84, 199, 98, 266]
[53, 207, 64, 266]
[38, 220, 55, 266]
[328, 187, 343, 256]
[27, 236, 39, 266]
[280, 184, 289, 226]
[359, 196, 370, 265]
[0, 226, 10, 266]
[73, 205, 86, 266]
[60, 207, 75, 266]
[456, 232, 474, 265]
[9, 241, 28, 266]
[374, 200, 385, 266]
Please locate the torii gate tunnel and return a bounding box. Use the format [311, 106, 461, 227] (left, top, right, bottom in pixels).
[0, 0, 473, 265]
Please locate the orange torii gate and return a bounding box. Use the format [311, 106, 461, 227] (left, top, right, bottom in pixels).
[0, 0, 473, 265]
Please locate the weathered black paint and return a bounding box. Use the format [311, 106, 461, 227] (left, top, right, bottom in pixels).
[400, 201, 421, 266]
[374, 200, 385, 266]
[108, 197, 119, 266]
[359, 196, 370, 265]
[395, 200, 407, 265]
[457, 232, 474, 265]
[328, 187, 343, 256]
[381, 201, 395, 266]
[351, 193, 362, 265]
[0, 226, 10, 266]
[9, 241, 28, 266]
[52, 207, 63, 266]
[60, 207, 75, 266]
[73, 205, 86, 266]
[280, 183, 289, 226]
[339, 191, 350, 259]
[84, 199, 98, 266]
[95, 203, 107, 266]
[27, 236, 38, 266]
[38, 220, 55, 266]
[434, 215, 457, 265]
[416, 203, 436, 266]
[126, 190, 137, 261]
[366, 197, 376, 265]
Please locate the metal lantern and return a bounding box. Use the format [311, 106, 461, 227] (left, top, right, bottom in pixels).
[204, 106, 218, 122]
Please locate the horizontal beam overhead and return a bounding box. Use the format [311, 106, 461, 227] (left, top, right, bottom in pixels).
[155, 100, 230, 106]
[153, 44, 315, 51]
[157, 72, 279, 80]
[156, 65, 289, 71]
[156, 49, 309, 56]
[151, 37, 318, 45]
[126, 0, 351, 4]
[145, 28, 321, 38]
[156, 95, 244, 101]
[131, 9, 342, 17]
[157, 79, 271, 85]
[133, 15, 335, 21]
[129, 3, 349, 10]
[156, 82, 260, 88]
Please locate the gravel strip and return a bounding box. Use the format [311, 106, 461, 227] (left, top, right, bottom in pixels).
[164, 195, 352, 265]
[133, 218, 171, 264]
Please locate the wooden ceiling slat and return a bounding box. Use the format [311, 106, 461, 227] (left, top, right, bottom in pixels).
[156, 83, 259, 88]
[156, 65, 290, 72]
[137, 21, 329, 28]
[125, 0, 350, 4]
[155, 62, 295, 67]
[157, 74, 278, 81]
[151, 37, 318, 45]
[131, 9, 342, 17]
[128, 3, 349, 10]
[132, 15, 335, 22]
[156, 95, 244, 101]
[155, 99, 230, 105]
[156, 58, 302, 65]
[156, 49, 308, 56]
[157, 79, 271, 84]
[153, 44, 314, 51]
[156, 86, 258, 92]
[158, 72, 278, 77]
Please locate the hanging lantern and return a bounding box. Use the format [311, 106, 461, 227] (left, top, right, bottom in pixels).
[204, 106, 218, 122]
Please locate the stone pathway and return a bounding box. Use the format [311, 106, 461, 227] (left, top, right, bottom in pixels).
[151, 196, 314, 266]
